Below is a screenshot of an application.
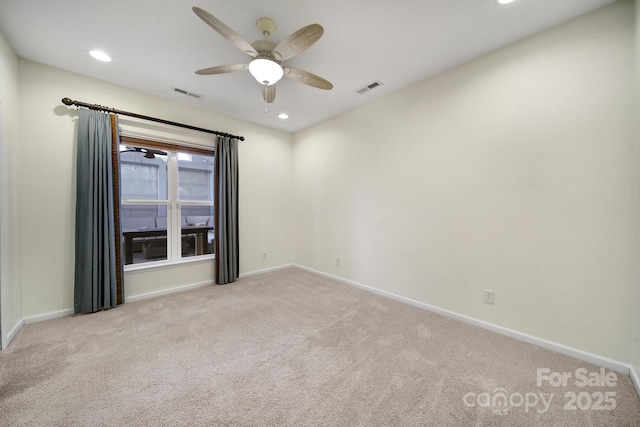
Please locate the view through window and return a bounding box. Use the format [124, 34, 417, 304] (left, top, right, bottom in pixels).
[120, 143, 215, 266]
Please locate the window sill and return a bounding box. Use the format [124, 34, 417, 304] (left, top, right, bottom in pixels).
[124, 255, 215, 274]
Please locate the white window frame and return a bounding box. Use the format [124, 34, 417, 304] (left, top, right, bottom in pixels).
[119, 133, 215, 272]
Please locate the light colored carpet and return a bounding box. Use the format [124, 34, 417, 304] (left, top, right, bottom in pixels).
[1, 267, 639, 426]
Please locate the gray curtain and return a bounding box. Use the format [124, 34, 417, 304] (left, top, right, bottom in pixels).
[74, 108, 119, 313]
[215, 136, 239, 284]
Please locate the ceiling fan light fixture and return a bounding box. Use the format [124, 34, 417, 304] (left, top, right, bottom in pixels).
[249, 58, 283, 85]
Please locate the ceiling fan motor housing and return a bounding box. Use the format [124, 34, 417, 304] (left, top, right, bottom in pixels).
[251, 39, 278, 62]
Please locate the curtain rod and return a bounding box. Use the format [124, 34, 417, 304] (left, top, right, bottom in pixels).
[61, 97, 245, 141]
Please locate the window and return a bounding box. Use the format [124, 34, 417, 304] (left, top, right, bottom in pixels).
[119, 138, 214, 266]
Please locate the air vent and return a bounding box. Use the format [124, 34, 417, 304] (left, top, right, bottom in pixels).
[173, 87, 202, 99]
[356, 80, 383, 94]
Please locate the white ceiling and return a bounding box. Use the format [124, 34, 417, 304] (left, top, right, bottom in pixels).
[0, 0, 618, 133]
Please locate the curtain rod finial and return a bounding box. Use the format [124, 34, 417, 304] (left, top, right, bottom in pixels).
[62, 98, 74, 106]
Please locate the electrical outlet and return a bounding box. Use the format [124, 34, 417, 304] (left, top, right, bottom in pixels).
[262, 251, 267, 260]
[483, 290, 495, 305]
[336, 257, 341, 266]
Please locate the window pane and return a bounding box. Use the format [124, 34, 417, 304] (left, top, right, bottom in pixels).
[121, 204, 167, 265]
[181, 205, 215, 258]
[178, 152, 214, 201]
[120, 146, 168, 201]
[121, 204, 163, 223]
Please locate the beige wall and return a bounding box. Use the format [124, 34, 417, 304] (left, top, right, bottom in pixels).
[0, 30, 22, 347]
[293, 1, 635, 362]
[17, 60, 293, 317]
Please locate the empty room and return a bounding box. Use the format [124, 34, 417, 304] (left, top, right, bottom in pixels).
[1, 0, 640, 425]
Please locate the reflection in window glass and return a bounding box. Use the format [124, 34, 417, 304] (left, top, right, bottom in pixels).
[120, 163, 159, 200]
[120, 146, 167, 201]
[178, 153, 214, 201]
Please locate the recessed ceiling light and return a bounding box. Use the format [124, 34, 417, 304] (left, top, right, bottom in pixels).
[278, 113, 289, 119]
[497, 0, 516, 4]
[89, 50, 112, 62]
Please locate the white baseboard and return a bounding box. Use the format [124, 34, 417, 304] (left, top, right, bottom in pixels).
[3, 279, 219, 349]
[124, 264, 294, 302]
[239, 264, 294, 279]
[23, 308, 74, 325]
[1, 267, 292, 348]
[630, 364, 640, 399]
[6, 318, 24, 347]
[125, 280, 213, 303]
[4, 308, 75, 349]
[126, 264, 295, 303]
[293, 264, 632, 376]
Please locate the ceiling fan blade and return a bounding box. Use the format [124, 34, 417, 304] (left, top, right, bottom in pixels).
[192, 7, 258, 57]
[261, 84, 276, 104]
[283, 66, 333, 90]
[195, 64, 249, 75]
[272, 24, 324, 62]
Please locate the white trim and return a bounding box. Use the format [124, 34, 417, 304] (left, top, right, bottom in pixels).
[239, 264, 294, 279]
[3, 309, 75, 349]
[293, 264, 632, 375]
[6, 318, 24, 346]
[0, 265, 294, 348]
[124, 263, 294, 302]
[1, 278, 219, 349]
[124, 254, 214, 273]
[630, 365, 640, 399]
[23, 309, 74, 324]
[125, 279, 213, 303]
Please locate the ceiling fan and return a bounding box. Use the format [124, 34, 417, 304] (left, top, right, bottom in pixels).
[121, 146, 167, 159]
[192, 7, 333, 104]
